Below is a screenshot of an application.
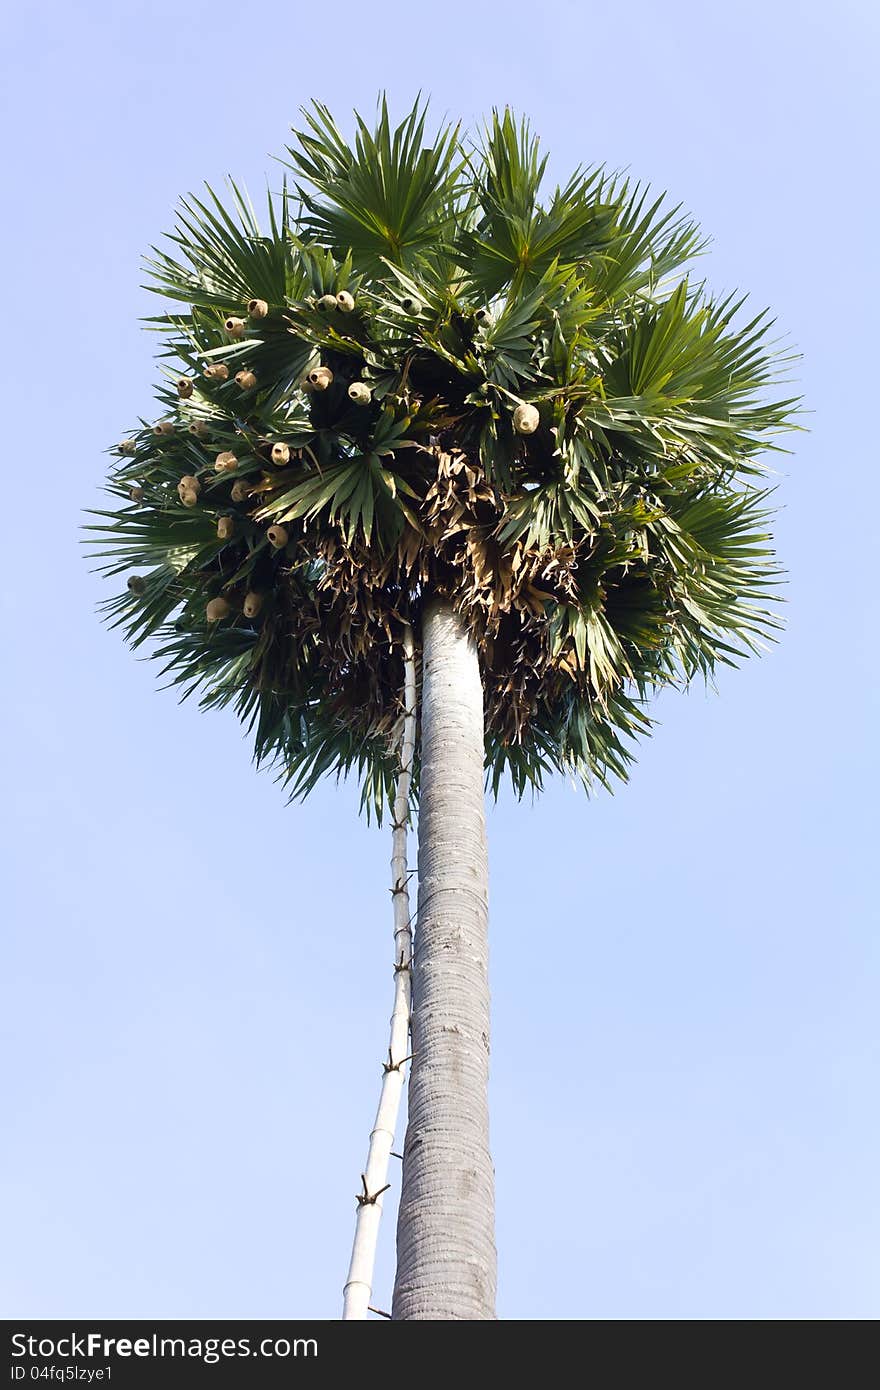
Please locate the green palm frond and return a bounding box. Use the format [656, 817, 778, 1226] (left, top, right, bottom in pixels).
[460, 112, 621, 298]
[288, 96, 463, 278]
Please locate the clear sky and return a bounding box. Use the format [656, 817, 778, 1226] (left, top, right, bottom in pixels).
[2, 0, 877, 1321]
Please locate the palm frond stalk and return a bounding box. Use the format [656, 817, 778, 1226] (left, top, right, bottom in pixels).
[86, 96, 798, 1320]
[343, 625, 417, 1320]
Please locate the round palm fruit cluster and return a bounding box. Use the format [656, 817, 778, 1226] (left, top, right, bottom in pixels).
[109, 291, 382, 634]
[131, 284, 408, 629]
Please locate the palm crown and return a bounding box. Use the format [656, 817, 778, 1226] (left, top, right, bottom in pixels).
[90, 99, 796, 816]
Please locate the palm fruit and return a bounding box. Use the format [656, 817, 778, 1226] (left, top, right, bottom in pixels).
[177, 377, 194, 399]
[188, 420, 210, 437]
[307, 366, 333, 390]
[224, 316, 245, 339]
[206, 596, 231, 622]
[247, 298, 269, 319]
[270, 441, 290, 466]
[401, 295, 423, 314]
[177, 474, 201, 498]
[230, 479, 251, 502]
[336, 290, 355, 313]
[153, 419, 174, 436]
[243, 591, 264, 618]
[235, 369, 257, 390]
[180, 488, 199, 508]
[348, 381, 371, 405]
[204, 363, 229, 383]
[512, 402, 540, 435]
[127, 575, 147, 595]
[214, 451, 237, 472]
[316, 294, 338, 314]
[217, 516, 235, 541]
[267, 524, 289, 549]
[117, 439, 137, 456]
[129, 486, 144, 503]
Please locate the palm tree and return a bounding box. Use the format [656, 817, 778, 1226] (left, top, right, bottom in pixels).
[89, 98, 797, 1321]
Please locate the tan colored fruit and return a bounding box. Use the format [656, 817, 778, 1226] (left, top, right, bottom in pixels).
[513, 402, 540, 435]
[243, 590, 264, 619]
[204, 363, 229, 382]
[336, 290, 355, 313]
[270, 441, 290, 466]
[230, 479, 250, 502]
[214, 451, 238, 472]
[117, 439, 137, 456]
[180, 488, 199, 508]
[235, 369, 257, 390]
[316, 293, 338, 314]
[217, 516, 235, 541]
[248, 298, 269, 319]
[267, 524, 289, 549]
[206, 596, 231, 622]
[177, 377, 194, 399]
[129, 486, 144, 503]
[178, 474, 201, 498]
[348, 381, 371, 405]
[225, 317, 245, 339]
[127, 575, 146, 595]
[307, 366, 333, 390]
[153, 419, 174, 436]
[188, 420, 210, 437]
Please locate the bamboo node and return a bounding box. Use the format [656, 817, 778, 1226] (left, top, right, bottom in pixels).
[382, 1049, 412, 1074]
[389, 870, 416, 897]
[356, 1176, 391, 1207]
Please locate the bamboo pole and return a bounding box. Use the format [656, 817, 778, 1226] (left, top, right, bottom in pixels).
[342, 624, 417, 1320]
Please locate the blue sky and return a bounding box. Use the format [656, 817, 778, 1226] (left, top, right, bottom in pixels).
[2, 0, 877, 1320]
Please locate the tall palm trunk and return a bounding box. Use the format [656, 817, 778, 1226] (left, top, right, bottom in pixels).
[392, 598, 496, 1320]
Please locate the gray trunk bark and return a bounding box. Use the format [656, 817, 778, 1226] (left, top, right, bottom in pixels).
[392, 598, 496, 1320]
